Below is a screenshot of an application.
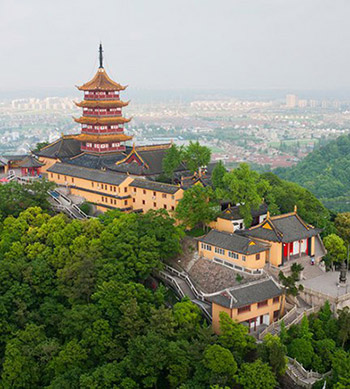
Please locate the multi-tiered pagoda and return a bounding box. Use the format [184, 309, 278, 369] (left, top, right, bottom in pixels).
[73, 44, 132, 153]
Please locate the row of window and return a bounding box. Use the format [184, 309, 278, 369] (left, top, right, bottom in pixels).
[101, 196, 128, 206]
[237, 297, 280, 315]
[202, 243, 261, 262]
[53, 173, 75, 184]
[84, 143, 120, 149]
[85, 125, 123, 130]
[132, 187, 169, 198]
[136, 199, 175, 210]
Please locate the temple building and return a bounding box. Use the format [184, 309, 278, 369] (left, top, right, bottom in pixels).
[34, 44, 210, 213]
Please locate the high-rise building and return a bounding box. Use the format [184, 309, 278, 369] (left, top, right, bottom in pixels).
[286, 94, 298, 108]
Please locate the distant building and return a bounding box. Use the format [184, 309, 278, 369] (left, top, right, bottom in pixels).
[286, 94, 298, 108]
[298, 99, 308, 108]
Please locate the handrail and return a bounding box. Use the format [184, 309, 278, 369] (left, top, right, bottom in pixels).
[258, 305, 298, 339]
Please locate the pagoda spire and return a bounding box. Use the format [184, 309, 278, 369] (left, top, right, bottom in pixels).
[99, 42, 103, 69]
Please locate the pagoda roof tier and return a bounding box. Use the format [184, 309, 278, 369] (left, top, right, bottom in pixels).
[75, 100, 129, 108]
[71, 133, 133, 143]
[74, 116, 132, 125]
[77, 68, 127, 91]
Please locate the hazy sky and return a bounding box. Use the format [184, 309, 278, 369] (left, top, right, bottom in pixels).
[0, 0, 349, 91]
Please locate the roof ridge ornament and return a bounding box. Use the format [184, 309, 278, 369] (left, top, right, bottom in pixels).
[99, 42, 103, 69]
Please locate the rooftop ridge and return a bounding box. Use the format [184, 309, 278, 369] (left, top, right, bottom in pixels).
[135, 143, 172, 151]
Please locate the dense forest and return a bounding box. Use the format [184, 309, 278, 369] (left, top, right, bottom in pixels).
[275, 133, 350, 212]
[0, 207, 284, 388]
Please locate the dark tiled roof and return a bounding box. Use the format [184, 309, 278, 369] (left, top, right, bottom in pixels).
[18, 156, 44, 168]
[197, 229, 268, 255]
[219, 203, 268, 221]
[241, 213, 321, 243]
[63, 152, 125, 170]
[130, 178, 181, 194]
[47, 163, 127, 186]
[210, 279, 282, 308]
[34, 137, 81, 159]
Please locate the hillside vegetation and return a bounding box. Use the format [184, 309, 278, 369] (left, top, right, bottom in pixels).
[275, 134, 350, 212]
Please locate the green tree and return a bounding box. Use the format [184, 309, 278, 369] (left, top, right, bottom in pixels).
[235, 359, 277, 389]
[258, 334, 287, 376]
[211, 161, 226, 190]
[162, 144, 183, 182]
[288, 338, 314, 369]
[218, 312, 255, 361]
[323, 233, 347, 269]
[203, 344, 237, 386]
[335, 212, 350, 243]
[183, 141, 211, 174]
[221, 163, 270, 227]
[175, 185, 218, 229]
[338, 307, 350, 347]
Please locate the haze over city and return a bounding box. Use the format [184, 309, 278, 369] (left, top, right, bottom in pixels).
[1, 0, 350, 92]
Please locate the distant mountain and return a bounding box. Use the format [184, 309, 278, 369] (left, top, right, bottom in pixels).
[275, 134, 350, 212]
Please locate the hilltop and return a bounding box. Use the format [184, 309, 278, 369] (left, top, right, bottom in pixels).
[275, 133, 350, 212]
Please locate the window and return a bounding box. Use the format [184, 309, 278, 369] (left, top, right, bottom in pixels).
[162, 193, 167, 198]
[201, 243, 212, 251]
[171, 206, 175, 211]
[215, 247, 225, 255]
[114, 187, 116, 192]
[105, 185, 108, 190]
[258, 300, 268, 308]
[124, 200, 127, 206]
[133, 188, 137, 192]
[71, 177, 74, 183]
[64, 176, 67, 181]
[143, 190, 146, 195]
[273, 310, 280, 320]
[57, 175, 60, 179]
[110, 198, 113, 204]
[50, 173, 53, 178]
[154, 202, 157, 207]
[133, 198, 135, 203]
[110, 186, 112, 191]
[242, 256, 246, 262]
[256, 253, 260, 260]
[238, 305, 251, 314]
[124, 187, 127, 193]
[153, 191, 156, 196]
[273, 296, 280, 304]
[142, 200, 145, 205]
[91, 182, 94, 188]
[101, 196, 104, 202]
[228, 251, 239, 259]
[164, 204, 167, 209]
[114, 200, 117, 205]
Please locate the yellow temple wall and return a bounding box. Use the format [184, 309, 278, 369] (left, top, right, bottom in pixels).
[212, 218, 235, 233]
[212, 295, 285, 335]
[48, 171, 183, 214]
[131, 185, 183, 214]
[198, 242, 267, 270]
[38, 157, 59, 173]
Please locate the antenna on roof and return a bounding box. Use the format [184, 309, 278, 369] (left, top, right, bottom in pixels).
[99, 42, 104, 69]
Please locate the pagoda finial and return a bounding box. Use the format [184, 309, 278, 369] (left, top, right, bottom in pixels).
[99, 42, 104, 69]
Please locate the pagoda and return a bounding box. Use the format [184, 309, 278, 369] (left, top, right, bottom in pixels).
[73, 44, 133, 153]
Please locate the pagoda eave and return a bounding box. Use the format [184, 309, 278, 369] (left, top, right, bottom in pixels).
[72, 133, 133, 142]
[76, 68, 127, 91]
[74, 100, 129, 108]
[73, 116, 132, 125]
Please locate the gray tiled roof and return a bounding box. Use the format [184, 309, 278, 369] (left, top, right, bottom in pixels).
[63, 152, 125, 169]
[130, 178, 181, 194]
[241, 214, 321, 243]
[197, 229, 268, 255]
[219, 203, 268, 221]
[34, 138, 81, 159]
[47, 163, 127, 186]
[210, 279, 282, 308]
